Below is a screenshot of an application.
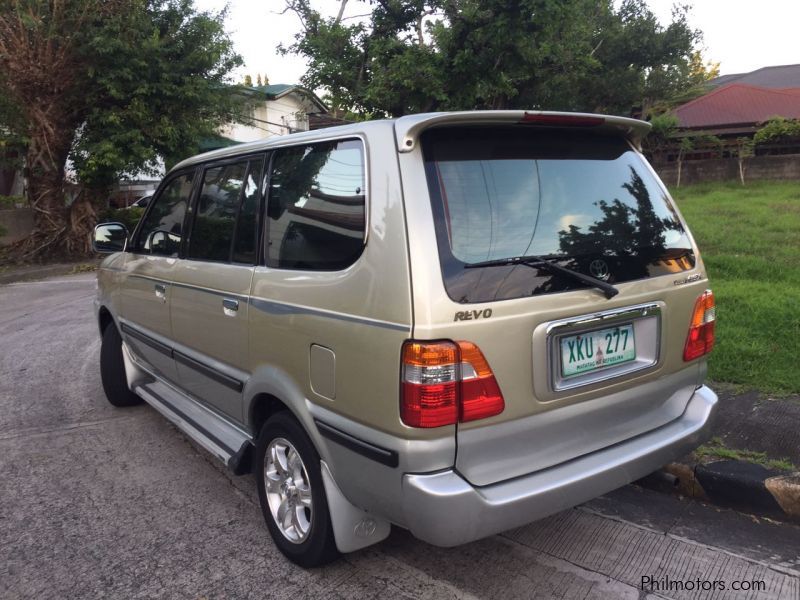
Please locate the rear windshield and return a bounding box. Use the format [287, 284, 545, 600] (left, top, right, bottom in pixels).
[422, 127, 695, 303]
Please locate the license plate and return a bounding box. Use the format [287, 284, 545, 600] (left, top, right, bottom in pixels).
[560, 324, 635, 378]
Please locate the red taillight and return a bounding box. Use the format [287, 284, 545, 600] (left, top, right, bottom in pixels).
[520, 113, 605, 127]
[401, 340, 505, 428]
[400, 341, 458, 428]
[457, 341, 505, 422]
[684, 290, 716, 361]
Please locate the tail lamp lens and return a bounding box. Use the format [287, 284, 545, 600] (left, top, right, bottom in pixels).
[683, 290, 716, 361]
[401, 340, 505, 428]
[401, 342, 458, 428]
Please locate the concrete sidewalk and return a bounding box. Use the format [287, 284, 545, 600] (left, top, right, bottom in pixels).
[645, 385, 800, 523]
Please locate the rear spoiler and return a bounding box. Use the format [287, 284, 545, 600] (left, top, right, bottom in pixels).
[394, 111, 652, 153]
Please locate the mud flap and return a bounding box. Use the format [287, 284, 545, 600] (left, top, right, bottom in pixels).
[320, 460, 391, 553]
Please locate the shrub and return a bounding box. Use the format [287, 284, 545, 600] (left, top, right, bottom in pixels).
[98, 207, 144, 233]
[0, 195, 25, 209]
[754, 117, 800, 145]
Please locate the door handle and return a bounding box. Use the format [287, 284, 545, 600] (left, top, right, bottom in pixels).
[222, 298, 239, 316]
[154, 283, 167, 300]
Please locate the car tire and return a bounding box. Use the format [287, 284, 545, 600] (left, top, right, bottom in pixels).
[255, 411, 340, 567]
[100, 324, 142, 407]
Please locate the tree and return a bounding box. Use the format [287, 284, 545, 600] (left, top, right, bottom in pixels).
[578, 1, 706, 116]
[257, 73, 262, 86]
[675, 137, 694, 187]
[753, 116, 800, 146]
[642, 113, 678, 162]
[281, 0, 705, 117]
[734, 137, 754, 186]
[280, 0, 441, 117]
[0, 0, 243, 260]
[244, 74, 253, 86]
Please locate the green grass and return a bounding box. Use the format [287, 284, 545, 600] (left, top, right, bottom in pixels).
[695, 437, 795, 471]
[671, 180, 800, 395]
[69, 263, 98, 274]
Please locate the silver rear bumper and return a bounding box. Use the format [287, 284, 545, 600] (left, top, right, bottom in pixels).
[401, 385, 717, 547]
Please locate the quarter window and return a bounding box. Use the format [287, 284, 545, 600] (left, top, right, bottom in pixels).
[266, 139, 365, 270]
[135, 171, 194, 256]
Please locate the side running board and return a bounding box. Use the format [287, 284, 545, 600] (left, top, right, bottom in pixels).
[134, 379, 254, 475]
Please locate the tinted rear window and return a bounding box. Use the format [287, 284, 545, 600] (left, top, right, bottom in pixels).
[423, 127, 695, 303]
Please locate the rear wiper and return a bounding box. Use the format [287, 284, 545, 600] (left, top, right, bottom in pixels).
[464, 254, 619, 299]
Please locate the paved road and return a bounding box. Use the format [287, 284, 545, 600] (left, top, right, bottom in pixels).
[1, 274, 798, 600]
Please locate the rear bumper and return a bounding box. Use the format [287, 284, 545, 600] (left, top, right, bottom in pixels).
[401, 384, 717, 547]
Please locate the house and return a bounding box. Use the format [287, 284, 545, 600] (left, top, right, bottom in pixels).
[110, 84, 339, 205]
[671, 64, 800, 135]
[673, 83, 800, 137]
[709, 64, 800, 90]
[652, 65, 800, 185]
[218, 84, 333, 145]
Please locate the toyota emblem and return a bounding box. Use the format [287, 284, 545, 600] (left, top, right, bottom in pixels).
[589, 259, 610, 281]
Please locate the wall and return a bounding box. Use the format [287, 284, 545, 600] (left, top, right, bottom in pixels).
[0, 208, 34, 245]
[266, 92, 310, 135]
[653, 154, 800, 187]
[0, 167, 23, 197]
[220, 92, 312, 142]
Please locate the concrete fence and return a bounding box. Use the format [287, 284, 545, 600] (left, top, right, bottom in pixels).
[0, 208, 34, 246]
[653, 154, 800, 187]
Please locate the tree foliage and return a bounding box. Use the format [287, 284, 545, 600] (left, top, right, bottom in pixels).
[641, 113, 678, 160]
[753, 117, 800, 146]
[0, 0, 243, 260]
[282, 0, 706, 118]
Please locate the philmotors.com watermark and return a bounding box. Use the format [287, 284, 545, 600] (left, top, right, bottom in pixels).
[641, 575, 767, 593]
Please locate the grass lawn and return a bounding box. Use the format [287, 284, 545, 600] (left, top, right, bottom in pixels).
[671, 180, 800, 395]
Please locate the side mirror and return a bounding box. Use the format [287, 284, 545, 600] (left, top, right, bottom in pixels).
[92, 222, 129, 254]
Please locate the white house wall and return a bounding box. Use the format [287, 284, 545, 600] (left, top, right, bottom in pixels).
[220, 91, 314, 142]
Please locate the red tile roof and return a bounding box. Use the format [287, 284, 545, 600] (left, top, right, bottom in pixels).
[674, 84, 800, 129]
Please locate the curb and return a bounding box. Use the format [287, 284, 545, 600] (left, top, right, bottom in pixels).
[0, 261, 98, 285]
[642, 460, 800, 524]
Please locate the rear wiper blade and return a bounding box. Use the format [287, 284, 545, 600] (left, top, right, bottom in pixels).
[464, 254, 619, 299]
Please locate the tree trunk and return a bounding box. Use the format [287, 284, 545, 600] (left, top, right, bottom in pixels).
[7, 119, 94, 262]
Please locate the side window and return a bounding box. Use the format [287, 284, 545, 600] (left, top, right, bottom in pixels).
[232, 158, 264, 264]
[267, 139, 365, 271]
[135, 171, 194, 255]
[188, 161, 248, 262]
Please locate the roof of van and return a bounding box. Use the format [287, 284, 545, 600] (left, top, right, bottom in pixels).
[172, 111, 651, 171]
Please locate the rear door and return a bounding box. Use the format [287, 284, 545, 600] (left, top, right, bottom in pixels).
[169, 155, 265, 423]
[118, 170, 196, 383]
[402, 124, 708, 486]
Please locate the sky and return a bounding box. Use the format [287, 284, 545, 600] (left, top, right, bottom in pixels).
[193, 0, 800, 87]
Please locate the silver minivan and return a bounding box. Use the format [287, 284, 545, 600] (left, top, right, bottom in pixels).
[93, 111, 718, 566]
